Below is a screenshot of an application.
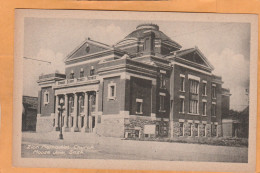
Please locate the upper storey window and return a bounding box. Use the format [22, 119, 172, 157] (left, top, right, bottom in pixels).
[212, 84, 216, 99]
[180, 74, 185, 92]
[108, 82, 116, 100]
[188, 74, 200, 95]
[90, 66, 95, 76]
[70, 70, 74, 79]
[160, 70, 166, 88]
[189, 79, 199, 94]
[43, 91, 49, 105]
[202, 80, 207, 96]
[80, 68, 84, 78]
[143, 38, 149, 51]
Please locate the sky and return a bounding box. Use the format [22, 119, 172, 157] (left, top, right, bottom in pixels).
[23, 17, 251, 111]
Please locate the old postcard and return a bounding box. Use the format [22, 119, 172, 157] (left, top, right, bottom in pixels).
[13, 9, 258, 172]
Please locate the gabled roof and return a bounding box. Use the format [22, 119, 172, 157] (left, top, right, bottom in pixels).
[174, 47, 214, 71]
[65, 38, 112, 63]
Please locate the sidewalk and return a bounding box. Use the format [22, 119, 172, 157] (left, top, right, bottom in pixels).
[21, 131, 248, 162]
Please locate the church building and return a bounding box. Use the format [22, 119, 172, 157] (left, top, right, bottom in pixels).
[36, 24, 231, 139]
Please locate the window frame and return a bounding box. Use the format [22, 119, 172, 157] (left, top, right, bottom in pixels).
[179, 96, 185, 114]
[189, 79, 199, 94]
[212, 84, 216, 99]
[202, 100, 207, 116]
[43, 91, 49, 105]
[70, 71, 74, 79]
[108, 82, 116, 100]
[211, 102, 216, 117]
[136, 98, 143, 114]
[179, 122, 184, 136]
[202, 81, 207, 96]
[188, 123, 192, 136]
[194, 123, 199, 137]
[160, 70, 166, 89]
[90, 66, 95, 76]
[159, 92, 166, 112]
[80, 68, 84, 78]
[189, 99, 199, 115]
[180, 74, 185, 92]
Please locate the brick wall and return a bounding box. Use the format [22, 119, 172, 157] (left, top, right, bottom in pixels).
[129, 77, 152, 116]
[41, 87, 55, 116]
[102, 76, 121, 115]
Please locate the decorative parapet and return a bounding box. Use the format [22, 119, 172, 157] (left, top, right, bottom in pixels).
[55, 75, 98, 87]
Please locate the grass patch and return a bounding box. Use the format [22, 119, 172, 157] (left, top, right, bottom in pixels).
[125, 137, 248, 147]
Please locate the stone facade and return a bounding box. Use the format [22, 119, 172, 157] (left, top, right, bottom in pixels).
[124, 116, 169, 139]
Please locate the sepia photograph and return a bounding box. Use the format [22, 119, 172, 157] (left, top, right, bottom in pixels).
[13, 9, 258, 172]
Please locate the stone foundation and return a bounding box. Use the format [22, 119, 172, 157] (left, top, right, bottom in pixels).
[171, 121, 224, 138]
[36, 114, 54, 132]
[95, 115, 125, 138]
[217, 124, 222, 137]
[124, 116, 169, 139]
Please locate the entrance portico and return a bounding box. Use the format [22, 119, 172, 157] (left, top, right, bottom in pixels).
[54, 85, 99, 133]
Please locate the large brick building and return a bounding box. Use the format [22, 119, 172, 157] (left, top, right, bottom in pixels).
[36, 24, 231, 138]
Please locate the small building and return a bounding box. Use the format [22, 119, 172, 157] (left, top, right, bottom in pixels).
[36, 24, 231, 139]
[22, 96, 38, 131]
[222, 106, 249, 138]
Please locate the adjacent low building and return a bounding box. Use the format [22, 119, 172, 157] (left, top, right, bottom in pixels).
[22, 96, 38, 131]
[36, 24, 231, 138]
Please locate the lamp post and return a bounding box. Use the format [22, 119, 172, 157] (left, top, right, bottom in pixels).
[58, 97, 65, 140]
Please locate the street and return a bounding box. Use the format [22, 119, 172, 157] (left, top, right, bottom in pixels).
[21, 132, 248, 162]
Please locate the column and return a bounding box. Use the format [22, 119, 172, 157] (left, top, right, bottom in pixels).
[95, 90, 99, 129]
[82, 92, 89, 132]
[89, 94, 93, 132]
[73, 93, 79, 131]
[78, 94, 83, 130]
[54, 95, 59, 131]
[63, 94, 68, 130]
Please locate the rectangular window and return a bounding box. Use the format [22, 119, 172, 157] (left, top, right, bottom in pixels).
[44, 91, 49, 105]
[188, 123, 192, 136]
[108, 83, 116, 99]
[212, 124, 217, 137]
[90, 69, 95, 76]
[160, 73, 166, 88]
[212, 85, 216, 98]
[70, 72, 74, 79]
[212, 103, 216, 117]
[46, 93, 49, 103]
[194, 123, 199, 136]
[180, 76, 185, 92]
[159, 94, 165, 111]
[202, 102, 207, 116]
[179, 98, 184, 113]
[136, 98, 143, 114]
[202, 82, 207, 95]
[202, 124, 206, 137]
[189, 100, 198, 114]
[179, 122, 184, 136]
[111, 86, 115, 97]
[80, 71, 84, 78]
[189, 79, 199, 94]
